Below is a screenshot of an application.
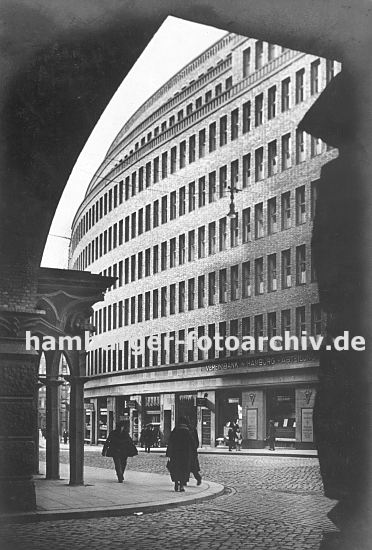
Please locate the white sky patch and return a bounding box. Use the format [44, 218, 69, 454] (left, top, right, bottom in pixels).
[41, 16, 226, 269]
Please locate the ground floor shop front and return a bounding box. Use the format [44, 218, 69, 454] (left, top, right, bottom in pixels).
[84, 352, 318, 449]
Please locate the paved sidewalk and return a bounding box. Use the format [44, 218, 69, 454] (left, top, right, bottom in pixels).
[1, 462, 224, 524]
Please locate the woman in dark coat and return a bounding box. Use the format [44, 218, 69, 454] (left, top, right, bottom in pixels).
[102, 422, 137, 482]
[166, 417, 197, 492]
[185, 417, 202, 485]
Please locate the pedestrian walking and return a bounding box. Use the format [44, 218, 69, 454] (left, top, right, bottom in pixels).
[166, 416, 197, 492]
[63, 430, 68, 444]
[141, 424, 154, 453]
[235, 427, 242, 451]
[227, 422, 236, 451]
[102, 421, 138, 482]
[267, 420, 276, 451]
[185, 417, 202, 485]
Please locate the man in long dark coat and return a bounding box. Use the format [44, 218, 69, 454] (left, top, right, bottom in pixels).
[166, 416, 196, 492]
[102, 422, 137, 482]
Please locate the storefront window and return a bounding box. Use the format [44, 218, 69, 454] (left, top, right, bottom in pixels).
[266, 388, 296, 439]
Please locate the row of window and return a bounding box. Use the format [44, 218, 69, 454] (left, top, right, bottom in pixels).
[93, 244, 313, 334]
[87, 303, 323, 375]
[74, 180, 318, 273]
[72, 55, 335, 251]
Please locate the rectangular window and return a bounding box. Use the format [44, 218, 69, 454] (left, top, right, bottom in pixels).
[242, 261, 251, 298]
[254, 315, 264, 341]
[255, 40, 263, 69]
[225, 76, 233, 90]
[311, 179, 319, 219]
[170, 237, 176, 268]
[311, 304, 322, 336]
[170, 284, 176, 314]
[268, 85, 276, 119]
[170, 146, 177, 174]
[255, 202, 264, 239]
[145, 162, 151, 188]
[138, 251, 143, 280]
[124, 299, 129, 326]
[268, 312, 277, 339]
[268, 140, 278, 176]
[208, 324, 216, 359]
[267, 197, 277, 234]
[242, 101, 251, 133]
[231, 265, 239, 301]
[188, 230, 195, 261]
[282, 133, 292, 169]
[178, 329, 185, 363]
[188, 278, 195, 311]
[268, 253, 277, 292]
[153, 289, 158, 319]
[268, 43, 276, 61]
[243, 46, 251, 77]
[153, 200, 159, 228]
[124, 258, 129, 284]
[179, 140, 186, 168]
[187, 327, 195, 362]
[179, 234, 185, 265]
[130, 296, 136, 325]
[209, 122, 216, 152]
[220, 115, 227, 146]
[281, 77, 290, 112]
[296, 129, 306, 163]
[169, 331, 176, 364]
[255, 257, 264, 295]
[242, 207, 251, 243]
[326, 60, 335, 84]
[219, 165, 227, 197]
[189, 135, 196, 163]
[161, 151, 167, 179]
[130, 173, 136, 197]
[208, 171, 217, 202]
[161, 195, 167, 224]
[255, 93, 263, 126]
[231, 159, 239, 188]
[230, 214, 238, 248]
[208, 272, 216, 306]
[196, 96, 202, 109]
[198, 275, 205, 308]
[219, 268, 227, 303]
[153, 245, 159, 274]
[255, 147, 264, 181]
[229, 319, 239, 357]
[296, 185, 306, 225]
[281, 309, 291, 338]
[145, 204, 151, 231]
[199, 129, 206, 158]
[242, 153, 251, 188]
[161, 286, 167, 317]
[186, 103, 193, 116]
[145, 248, 151, 277]
[189, 181, 196, 212]
[311, 136, 322, 157]
[310, 59, 320, 95]
[282, 191, 291, 229]
[231, 108, 239, 140]
[296, 306, 306, 337]
[179, 186, 186, 216]
[205, 90, 212, 103]
[242, 317, 250, 354]
[219, 217, 227, 251]
[131, 212, 136, 239]
[198, 177, 206, 207]
[295, 68, 305, 103]
[160, 333, 166, 365]
[170, 191, 176, 220]
[153, 157, 159, 183]
[179, 281, 185, 313]
[208, 221, 216, 255]
[282, 249, 292, 288]
[296, 245, 306, 284]
[137, 294, 143, 323]
[131, 254, 136, 282]
[138, 209, 143, 235]
[161, 241, 167, 271]
[145, 292, 150, 321]
[198, 226, 205, 258]
[218, 321, 227, 358]
[215, 83, 222, 96]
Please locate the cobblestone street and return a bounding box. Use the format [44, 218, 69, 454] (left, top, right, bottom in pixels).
[1, 451, 338, 550]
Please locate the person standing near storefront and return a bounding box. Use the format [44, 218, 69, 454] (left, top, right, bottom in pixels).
[227, 422, 236, 451]
[267, 420, 276, 451]
[102, 421, 138, 482]
[166, 416, 196, 492]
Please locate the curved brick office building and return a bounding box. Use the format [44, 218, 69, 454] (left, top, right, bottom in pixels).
[69, 32, 340, 448]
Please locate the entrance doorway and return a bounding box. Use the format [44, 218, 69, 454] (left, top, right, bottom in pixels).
[176, 393, 196, 426]
[266, 387, 296, 440]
